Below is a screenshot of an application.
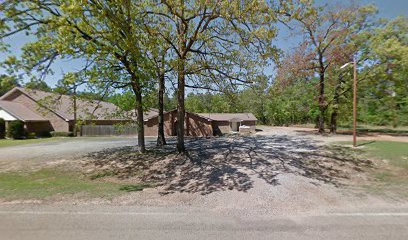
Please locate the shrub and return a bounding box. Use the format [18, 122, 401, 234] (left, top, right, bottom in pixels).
[50, 131, 73, 137]
[27, 132, 36, 139]
[0, 118, 5, 139]
[8, 120, 25, 139]
[39, 130, 52, 138]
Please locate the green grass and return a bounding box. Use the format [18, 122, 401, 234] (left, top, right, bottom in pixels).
[338, 125, 408, 135]
[0, 168, 149, 201]
[335, 141, 408, 168]
[335, 140, 408, 196]
[356, 141, 408, 170]
[0, 137, 64, 148]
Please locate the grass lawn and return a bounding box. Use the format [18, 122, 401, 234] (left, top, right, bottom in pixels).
[338, 125, 408, 135]
[0, 168, 149, 201]
[361, 141, 408, 170]
[0, 137, 65, 148]
[335, 140, 408, 196]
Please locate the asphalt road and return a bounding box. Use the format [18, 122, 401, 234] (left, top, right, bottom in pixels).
[0, 137, 156, 160]
[0, 205, 407, 240]
[0, 137, 156, 171]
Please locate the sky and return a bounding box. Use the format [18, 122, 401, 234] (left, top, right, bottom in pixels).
[0, 0, 407, 89]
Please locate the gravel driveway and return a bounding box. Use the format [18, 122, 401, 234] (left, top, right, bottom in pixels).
[0, 137, 156, 171]
[1, 127, 406, 216]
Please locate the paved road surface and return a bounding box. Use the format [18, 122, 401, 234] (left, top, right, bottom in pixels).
[0, 137, 156, 171]
[0, 205, 407, 240]
[0, 137, 155, 160]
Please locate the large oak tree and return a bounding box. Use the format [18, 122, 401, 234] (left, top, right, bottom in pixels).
[146, 0, 283, 152]
[0, 0, 153, 152]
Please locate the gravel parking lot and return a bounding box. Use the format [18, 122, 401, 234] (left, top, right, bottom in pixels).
[1, 127, 407, 216]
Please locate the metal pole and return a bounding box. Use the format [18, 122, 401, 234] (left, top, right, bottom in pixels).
[353, 58, 357, 147]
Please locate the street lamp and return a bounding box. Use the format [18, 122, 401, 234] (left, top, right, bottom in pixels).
[340, 57, 357, 147]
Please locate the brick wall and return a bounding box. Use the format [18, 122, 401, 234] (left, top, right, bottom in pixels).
[185, 113, 213, 136]
[145, 111, 214, 137]
[213, 121, 231, 134]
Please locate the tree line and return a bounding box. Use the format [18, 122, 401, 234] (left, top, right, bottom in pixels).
[1, 1, 407, 154]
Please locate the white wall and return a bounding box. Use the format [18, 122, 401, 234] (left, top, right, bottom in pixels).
[0, 108, 17, 121]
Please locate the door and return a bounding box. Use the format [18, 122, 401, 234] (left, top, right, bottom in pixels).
[231, 121, 240, 132]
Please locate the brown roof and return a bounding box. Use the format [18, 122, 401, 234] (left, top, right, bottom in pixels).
[195, 113, 257, 122]
[1, 87, 130, 121]
[144, 109, 257, 122]
[0, 100, 47, 122]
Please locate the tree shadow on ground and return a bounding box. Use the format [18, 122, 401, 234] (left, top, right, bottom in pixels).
[84, 135, 373, 195]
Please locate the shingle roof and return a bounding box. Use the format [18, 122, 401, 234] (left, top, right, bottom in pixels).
[0, 100, 47, 121]
[1, 87, 161, 121]
[0, 87, 138, 121]
[195, 113, 257, 122]
[18, 87, 125, 120]
[127, 108, 160, 121]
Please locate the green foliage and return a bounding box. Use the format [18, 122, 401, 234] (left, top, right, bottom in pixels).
[356, 17, 408, 127]
[109, 90, 137, 112]
[0, 118, 5, 139]
[38, 130, 52, 138]
[0, 74, 19, 96]
[50, 131, 73, 137]
[24, 80, 51, 91]
[265, 80, 319, 126]
[185, 93, 230, 113]
[0, 0, 407, 131]
[183, 77, 318, 126]
[26, 132, 36, 139]
[7, 120, 25, 139]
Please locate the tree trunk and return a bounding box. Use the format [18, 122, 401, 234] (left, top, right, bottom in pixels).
[330, 111, 337, 134]
[157, 72, 166, 146]
[73, 86, 78, 137]
[318, 71, 326, 133]
[131, 80, 146, 153]
[176, 59, 185, 153]
[176, 11, 187, 153]
[330, 75, 343, 134]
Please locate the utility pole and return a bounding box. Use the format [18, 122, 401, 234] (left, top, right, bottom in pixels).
[340, 58, 358, 147]
[353, 57, 357, 147]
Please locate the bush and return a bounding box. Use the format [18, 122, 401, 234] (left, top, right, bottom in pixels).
[0, 118, 5, 139]
[27, 132, 36, 139]
[8, 120, 25, 139]
[50, 131, 73, 137]
[38, 130, 52, 138]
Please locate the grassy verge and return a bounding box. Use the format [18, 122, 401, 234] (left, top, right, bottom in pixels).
[0, 168, 150, 201]
[338, 125, 408, 135]
[335, 140, 408, 196]
[0, 138, 64, 148]
[290, 124, 408, 135]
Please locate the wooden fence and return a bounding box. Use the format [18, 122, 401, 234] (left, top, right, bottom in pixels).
[80, 125, 138, 136]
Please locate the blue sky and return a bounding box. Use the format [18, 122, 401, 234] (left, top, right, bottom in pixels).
[0, 0, 407, 88]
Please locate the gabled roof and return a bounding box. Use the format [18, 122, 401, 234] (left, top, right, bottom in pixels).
[127, 108, 160, 122]
[195, 113, 257, 122]
[0, 100, 47, 122]
[1, 87, 127, 121]
[144, 109, 257, 122]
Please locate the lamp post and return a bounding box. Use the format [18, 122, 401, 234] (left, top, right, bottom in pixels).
[340, 57, 357, 147]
